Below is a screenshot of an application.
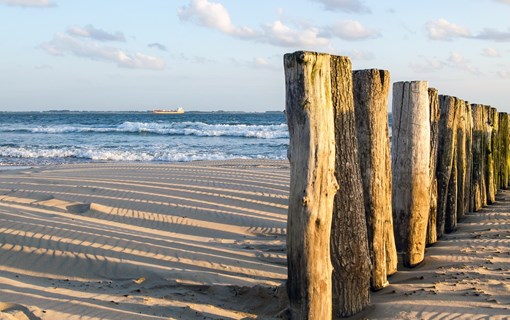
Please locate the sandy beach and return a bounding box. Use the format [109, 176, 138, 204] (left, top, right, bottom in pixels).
[0, 159, 508, 319]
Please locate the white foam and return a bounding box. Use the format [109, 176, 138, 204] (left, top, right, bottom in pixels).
[1, 122, 290, 139]
[0, 146, 285, 163]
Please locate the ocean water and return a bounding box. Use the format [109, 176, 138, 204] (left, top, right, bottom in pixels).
[0, 111, 289, 166]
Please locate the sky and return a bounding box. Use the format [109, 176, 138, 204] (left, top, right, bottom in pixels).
[1, 0, 510, 112]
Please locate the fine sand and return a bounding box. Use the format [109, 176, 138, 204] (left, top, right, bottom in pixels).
[0, 160, 508, 319]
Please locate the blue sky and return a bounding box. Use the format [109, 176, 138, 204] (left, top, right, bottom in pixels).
[1, 0, 509, 112]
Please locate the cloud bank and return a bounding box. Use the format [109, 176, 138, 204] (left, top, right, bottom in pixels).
[178, 0, 377, 47]
[0, 0, 54, 7]
[426, 19, 471, 41]
[427, 18, 510, 42]
[326, 20, 380, 40]
[41, 27, 165, 70]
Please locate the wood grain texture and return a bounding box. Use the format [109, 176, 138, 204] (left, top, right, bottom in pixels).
[498, 113, 509, 190]
[330, 57, 371, 317]
[436, 95, 457, 237]
[427, 88, 440, 245]
[353, 69, 397, 290]
[391, 81, 431, 267]
[471, 104, 487, 211]
[284, 51, 338, 319]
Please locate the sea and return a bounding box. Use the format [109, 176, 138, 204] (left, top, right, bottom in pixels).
[0, 111, 289, 166]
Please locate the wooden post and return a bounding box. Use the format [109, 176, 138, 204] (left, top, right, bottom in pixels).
[436, 95, 457, 237]
[391, 81, 430, 267]
[353, 69, 397, 291]
[284, 51, 338, 319]
[485, 105, 496, 204]
[464, 102, 474, 213]
[330, 57, 371, 317]
[445, 136, 458, 233]
[499, 113, 509, 189]
[427, 88, 440, 245]
[491, 108, 499, 196]
[455, 98, 467, 224]
[471, 104, 486, 211]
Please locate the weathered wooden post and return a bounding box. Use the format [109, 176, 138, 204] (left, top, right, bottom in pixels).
[471, 104, 486, 211]
[427, 88, 440, 245]
[284, 51, 338, 319]
[445, 137, 458, 233]
[464, 102, 474, 213]
[485, 105, 496, 204]
[436, 95, 457, 237]
[499, 113, 509, 189]
[491, 108, 499, 195]
[391, 81, 430, 267]
[353, 69, 397, 290]
[454, 98, 467, 225]
[330, 57, 371, 317]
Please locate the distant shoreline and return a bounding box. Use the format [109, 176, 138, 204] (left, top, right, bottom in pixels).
[0, 110, 285, 114]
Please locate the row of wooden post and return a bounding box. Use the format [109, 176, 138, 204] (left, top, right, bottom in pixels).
[284, 51, 510, 319]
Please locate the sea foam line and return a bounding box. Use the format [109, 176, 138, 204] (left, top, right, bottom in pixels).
[1, 122, 290, 139]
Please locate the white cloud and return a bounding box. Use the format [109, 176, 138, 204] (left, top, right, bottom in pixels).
[495, 0, 510, 4]
[40, 33, 165, 70]
[0, 0, 54, 7]
[178, 0, 329, 48]
[427, 19, 510, 43]
[482, 48, 501, 57]
[311, 0, 370, 13]
[426, 19, 471, 41]
[262, 20, 329, 47]
[177, 0, 257, 39]
[254, 57, 269, 66]
[344, 49, 374, 60]
[67, 25, 125, 42]
[447, 52, 480, 75]
[327, 20, 380, 40]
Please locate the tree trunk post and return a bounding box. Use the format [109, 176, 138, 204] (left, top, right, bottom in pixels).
[491, 108, 499, 196]
[353, 69, 397, 291]
[464, 102, 474, 213]
[445, 142, 458, 233]
[455, 99, 467, 224]
[284, 51, 338, 320]
[485, 105, 496, 204]
[499, 113, 509, 190]
[391, 81, 431, 267]
[427, 88, 440, 245]
[471, 104, 486, 211]
[436, 95, 457, 237]
[330, 57, 371, 317]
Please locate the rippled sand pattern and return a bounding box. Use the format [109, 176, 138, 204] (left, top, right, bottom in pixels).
[363, 190, 510, 320]
[0, 160, 289, 319]
[1, 160, 509, 319]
